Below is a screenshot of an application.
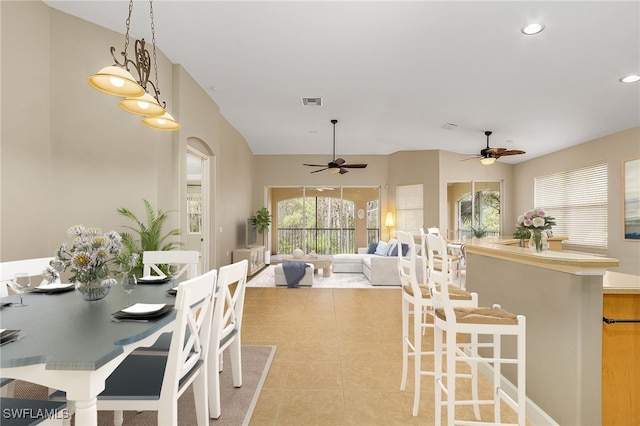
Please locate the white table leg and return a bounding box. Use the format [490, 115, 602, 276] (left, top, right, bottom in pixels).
[73, 397, 98, 426]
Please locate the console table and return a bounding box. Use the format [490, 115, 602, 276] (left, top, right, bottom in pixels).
[233, 245, 265, 276]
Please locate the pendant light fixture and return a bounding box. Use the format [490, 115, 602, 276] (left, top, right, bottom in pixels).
[87, 0, 180, 131]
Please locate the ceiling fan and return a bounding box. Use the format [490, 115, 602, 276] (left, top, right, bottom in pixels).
[463, 131, 526, 165]
[303, 119, 368, 174]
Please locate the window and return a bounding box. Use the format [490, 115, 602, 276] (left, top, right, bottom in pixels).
[187, 192, 202, 234]
[535, 162, 608, 248]
[396, 184, 423, 236]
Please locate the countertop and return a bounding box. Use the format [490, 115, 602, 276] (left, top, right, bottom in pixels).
[603, 271, 640, 295]
[462, 237, 620, 275]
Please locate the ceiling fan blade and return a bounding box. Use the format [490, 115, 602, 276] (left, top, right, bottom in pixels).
[310, 167, 329, 173]
[339, 168, 349, 174]
[459, 156, 482, 162]
[304, 163, 329, 167]
[342, 163, 368, 168]
[495, 149, 526, 158]
[333, 158, 346, 166]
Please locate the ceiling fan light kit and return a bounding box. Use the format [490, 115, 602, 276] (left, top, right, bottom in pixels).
[303, 119, 368, 174]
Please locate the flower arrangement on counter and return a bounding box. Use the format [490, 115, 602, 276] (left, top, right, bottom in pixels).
[43, 225, 129, 285]
[515, 209, 556, 252]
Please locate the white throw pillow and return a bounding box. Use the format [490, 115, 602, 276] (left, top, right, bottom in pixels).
[385, 239, 398, 256]
[374, 241, 388, 256]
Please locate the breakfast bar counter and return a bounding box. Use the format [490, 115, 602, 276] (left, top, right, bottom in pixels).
[463, 239, 619, 426]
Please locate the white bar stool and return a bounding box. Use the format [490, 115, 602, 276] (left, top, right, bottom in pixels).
[428, 233, 527, 425]
[397, 231, 478, 416]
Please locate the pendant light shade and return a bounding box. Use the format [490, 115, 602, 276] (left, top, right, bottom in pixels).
[88, 66, 145, 97]
[119, 92, 165, 116]
[142, 112, 181, 131]
[88, 1, 180, 131]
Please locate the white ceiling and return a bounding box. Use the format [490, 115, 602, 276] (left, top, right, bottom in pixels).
[44, 1, 639, 164]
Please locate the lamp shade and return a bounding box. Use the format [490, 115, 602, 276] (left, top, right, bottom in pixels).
[119, 92, 165, 116]
[88, 66, 145, 97]
[329, 167, 340, 174]
[385, 212, 395, 227]
[480, 157, 496, 165]
[141, 112, 181, 131]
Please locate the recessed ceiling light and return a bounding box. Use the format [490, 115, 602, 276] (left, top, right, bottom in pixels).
[619, 74, 640, 83]
[521, 22, 545, 35]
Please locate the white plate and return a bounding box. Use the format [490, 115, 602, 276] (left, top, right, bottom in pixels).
[121, 303, 166, 314]
[35, 283, 74, 291]
[137, 275, 167, 283]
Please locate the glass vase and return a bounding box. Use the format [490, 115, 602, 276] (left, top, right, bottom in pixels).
[528, 229, 549, 252]
[75, 278, 111, 301]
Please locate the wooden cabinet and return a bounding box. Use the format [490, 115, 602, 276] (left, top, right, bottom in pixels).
[233, 246, 265, 276]
[602, 292, 640, 426]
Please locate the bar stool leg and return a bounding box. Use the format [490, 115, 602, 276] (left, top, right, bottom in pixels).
[413, 305, 423, 416]
[400, 297, 410, 391]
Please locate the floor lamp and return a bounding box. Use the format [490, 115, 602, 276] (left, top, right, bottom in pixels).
[385, 212, 395, 240]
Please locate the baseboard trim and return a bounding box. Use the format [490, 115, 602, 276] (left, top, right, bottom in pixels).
[475, 361, 559, 426]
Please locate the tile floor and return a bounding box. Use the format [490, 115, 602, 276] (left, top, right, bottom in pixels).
[242, 287, 528, 425]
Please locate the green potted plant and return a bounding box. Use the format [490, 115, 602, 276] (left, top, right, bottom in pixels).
[249, 207, 271, 234]
[249, 207, 271, 247]
[471, 226, 489, 238]
[115, 199, 182, 277]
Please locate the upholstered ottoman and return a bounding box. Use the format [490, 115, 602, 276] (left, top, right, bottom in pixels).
[274, 262, 314, 287]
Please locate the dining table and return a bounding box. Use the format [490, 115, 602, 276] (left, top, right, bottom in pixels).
[0, 277, 179, 425]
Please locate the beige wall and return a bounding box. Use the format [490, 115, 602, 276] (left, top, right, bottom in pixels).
[2, 2, 636, 276]
[514, 126, 640, 275]
[0, 1, 254, 271]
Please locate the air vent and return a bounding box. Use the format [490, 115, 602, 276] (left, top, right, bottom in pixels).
[301, 97, 323, 106]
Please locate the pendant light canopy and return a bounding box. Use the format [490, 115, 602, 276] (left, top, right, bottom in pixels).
[88, 0, 179, 131]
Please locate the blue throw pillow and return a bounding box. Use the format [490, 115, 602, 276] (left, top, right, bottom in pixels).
[367, 242, 378, 254]
[390, 243, 409, 257]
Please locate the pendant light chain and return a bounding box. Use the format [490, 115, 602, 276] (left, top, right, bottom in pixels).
[122, 0, 134, 66]
[149, 0, 161, 98]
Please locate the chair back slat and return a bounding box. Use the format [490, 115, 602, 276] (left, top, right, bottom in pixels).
[162, 268, 216, 401]
[0, 257, 57, 297]
[397, 231, 422, 296]
[211, 260, 248, 353]
[142, 251, 200, 278]
[426, 233, 457, 320]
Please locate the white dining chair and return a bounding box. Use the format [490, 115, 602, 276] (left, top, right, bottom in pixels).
[397, 231, 477, 416]
[142, 250, 200, 278]
[428, 233, 527, 425]
[208, 259, 248, 419]
[52, 268, 217, 426]
[0, 257, 57, 396]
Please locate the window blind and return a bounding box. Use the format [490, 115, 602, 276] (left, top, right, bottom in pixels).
[396, 184, 423, 236]
[535, 162, 608, 248]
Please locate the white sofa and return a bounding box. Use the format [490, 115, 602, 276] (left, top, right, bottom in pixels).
[333, 240, 424, 286]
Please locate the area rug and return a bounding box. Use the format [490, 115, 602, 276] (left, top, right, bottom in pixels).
[11, 345, 276, 426]
[248, 264, 396, 288]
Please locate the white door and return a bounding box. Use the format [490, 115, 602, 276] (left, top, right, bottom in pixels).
[186, 148, 210, 273]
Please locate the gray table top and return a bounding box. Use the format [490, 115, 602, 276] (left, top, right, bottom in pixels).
[0, 279, 178, 371]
